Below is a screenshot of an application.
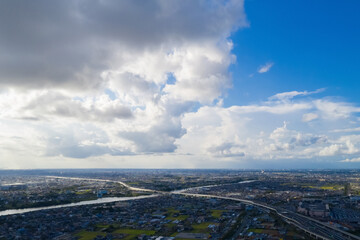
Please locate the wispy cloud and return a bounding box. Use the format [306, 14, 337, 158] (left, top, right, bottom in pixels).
[269, 88, 325, 101]
[258, 62, 274, 73]
[331, 127, 360, 133]
[302, 113, 319, 122]
[340, 157, 360, 162]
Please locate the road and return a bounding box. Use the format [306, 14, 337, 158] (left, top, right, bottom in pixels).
[175, 192, 360, 240]
[45, 176, 156, 192]
[45, 176, 360, 240]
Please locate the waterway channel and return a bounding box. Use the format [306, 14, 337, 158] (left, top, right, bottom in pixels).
[0, 194, 158, 216]
[0, 179, 255, 217]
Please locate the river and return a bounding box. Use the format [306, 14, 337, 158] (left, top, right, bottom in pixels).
[0, 179, 256, 217]
[0, 194, 158, 216]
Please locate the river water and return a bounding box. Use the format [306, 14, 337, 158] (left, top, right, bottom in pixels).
[0, 194, 158, 217]
[0, 179, 256, 217]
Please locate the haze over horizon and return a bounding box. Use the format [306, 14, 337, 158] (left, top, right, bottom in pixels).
[1, 0, 360, 169]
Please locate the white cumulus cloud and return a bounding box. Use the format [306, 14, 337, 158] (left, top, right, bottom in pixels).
[0, 1, 360, 168]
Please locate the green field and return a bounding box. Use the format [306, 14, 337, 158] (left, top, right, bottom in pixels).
[320, 185, 343, 190]
[113, 229, 156, 235]
[166, 208, 180, 214]
[211, 209, 224, 218]
[167, 214, 189, 221]
[248, 228, 263, 233]
[75, 227, 156, 240]
[300, 184, 343, 191]
[96, 224, 111, 228]
[75, 230, 106, 240]
[114, 229, 156, 240]
[191, 222, 216, 233]
[75, 189, 92, 195]
[165, 223, 176, 228]
[166, 208, 189, 221]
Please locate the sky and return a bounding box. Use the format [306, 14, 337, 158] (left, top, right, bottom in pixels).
[0, 0, 360, 169]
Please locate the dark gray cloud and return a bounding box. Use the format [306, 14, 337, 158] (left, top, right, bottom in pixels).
[290, 135, 328, 147]
[0, 0, 246, 90]
[20, 91, 133, 122]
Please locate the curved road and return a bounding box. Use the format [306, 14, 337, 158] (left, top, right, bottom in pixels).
[3, 175, 359, 240]
[45, 176, 155, 192]
[46, 176, 360, 240]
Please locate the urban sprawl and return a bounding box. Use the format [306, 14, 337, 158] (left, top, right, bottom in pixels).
[0, 169, 360, 240]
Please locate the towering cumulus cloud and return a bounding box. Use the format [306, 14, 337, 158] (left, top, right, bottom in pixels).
[0, 0, 359, 168]
[0, 0, 248, 167]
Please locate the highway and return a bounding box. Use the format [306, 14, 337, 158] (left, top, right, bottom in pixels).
[45, 176, 360, 240]
[45, 176, 156, 193]
[174, 192, 360, 240]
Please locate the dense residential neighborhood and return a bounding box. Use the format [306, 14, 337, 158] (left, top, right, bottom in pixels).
[0, 169, 360, 239]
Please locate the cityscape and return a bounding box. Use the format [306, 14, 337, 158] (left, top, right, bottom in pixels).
[0, 169, 360, 239]
[1, 0, 360, 239]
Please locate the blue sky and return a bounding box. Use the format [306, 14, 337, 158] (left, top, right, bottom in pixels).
[227, 0, 360, 106]
[0, 0, 360, 169]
